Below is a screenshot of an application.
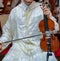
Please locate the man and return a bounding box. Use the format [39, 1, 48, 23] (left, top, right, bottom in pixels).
[0, 0, 59, 61]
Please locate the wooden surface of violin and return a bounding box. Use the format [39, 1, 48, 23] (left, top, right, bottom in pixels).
[39, 16, 59, 52]
[40, 35, 59, 52]
[39, 18, 54, 33]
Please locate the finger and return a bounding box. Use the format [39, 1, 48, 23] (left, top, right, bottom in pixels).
[42, 5, 47, 10]
[43, 9, 50, 13]
[43, 11, 51, 16]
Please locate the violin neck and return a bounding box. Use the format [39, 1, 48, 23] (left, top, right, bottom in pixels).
[44, 15, 49, 31]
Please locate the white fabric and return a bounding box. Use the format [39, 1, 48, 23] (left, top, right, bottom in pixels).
[0, 1, 58, 61]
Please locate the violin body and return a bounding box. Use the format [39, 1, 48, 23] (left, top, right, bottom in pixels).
[39, 16, 60, 52]
[39, 19, 54, 33]
[40, 35, 59, 52]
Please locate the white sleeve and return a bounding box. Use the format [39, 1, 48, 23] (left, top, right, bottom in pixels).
[49, 16, 59, 32]
[0, 10, 15, 43]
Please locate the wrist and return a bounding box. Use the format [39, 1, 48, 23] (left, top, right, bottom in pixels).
[48, 15, 56, 21]
[47, 13, 53, 19]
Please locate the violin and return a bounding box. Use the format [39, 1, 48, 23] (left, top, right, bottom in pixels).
[39, 15, 59, 52]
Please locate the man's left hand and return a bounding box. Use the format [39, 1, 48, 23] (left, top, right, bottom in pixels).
[41, 5, 52, 19]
